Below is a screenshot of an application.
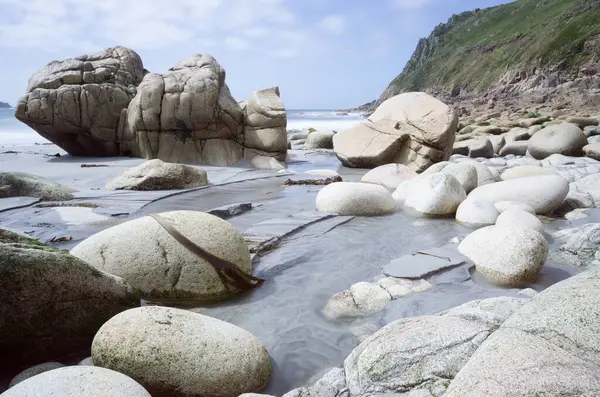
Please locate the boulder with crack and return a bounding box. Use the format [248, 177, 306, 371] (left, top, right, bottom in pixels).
[15, 46, 145, 156]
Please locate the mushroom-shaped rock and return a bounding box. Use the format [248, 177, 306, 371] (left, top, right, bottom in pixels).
[316, 182, 396, 216]
[105, 159, 208, 191]
[527, 123, 588, 159]
[244, 87, 287, 160]
[495, 208, 543, 233]
[123, 55, 245, 166]
[360, 163, 417, 191]
[15, 46, 144, 156]
[333, 92, 458, 171]
[92, 306, 271, 397]
[404, 173, 466, 217]
[467, 175, 569, 214]
[2, 366, 150, 397]
[456, 199, 499, 228]
[70, 211, 253, 302]
[459, 225, 548, 286]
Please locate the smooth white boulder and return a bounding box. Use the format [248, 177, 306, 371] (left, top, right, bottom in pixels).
[500, 166, 557, 181]
[316, 182, 396, 216]
[305, 169, 340, 178]
[496, 209, 544, 233]
[360, 164, 417, 191]
[92, 306, 271, 397]
[467, 175, 569, 214]
[404, 173, 466, 216]
[438, 163, 478, 193]
[2, 366, 150, 397]
[527, 123, 588, 159]
[459, 225, 548, 286]
[70, 211, 253, 302]
[456, 199, 499, 228]
[494, 201, 536, 214]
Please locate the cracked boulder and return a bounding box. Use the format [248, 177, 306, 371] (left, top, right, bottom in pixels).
[323, 277, 431, 320]
[333, 92, 458, 171]
[243, 86, 287, 161]
[70, 211, 253, 301]
[344, 296, 530, 396]
[92, 306, 271, 397]
[0, 229, 139, 367]
[445, 266, 600, 396]
[15, 46, 144, 156]
[122, 54, 245, 166]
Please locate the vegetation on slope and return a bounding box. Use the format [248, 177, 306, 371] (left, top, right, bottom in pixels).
[381, 0, 600, 100]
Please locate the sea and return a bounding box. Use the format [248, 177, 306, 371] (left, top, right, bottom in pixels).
[0, 108, 366, 149]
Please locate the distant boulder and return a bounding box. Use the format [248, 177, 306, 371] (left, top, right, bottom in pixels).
[333, 92, 458, 172]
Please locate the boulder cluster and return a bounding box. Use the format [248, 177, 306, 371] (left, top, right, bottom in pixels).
[15, 46, 287, 166]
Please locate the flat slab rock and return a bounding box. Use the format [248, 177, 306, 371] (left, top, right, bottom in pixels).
[243, 211, 336, 254]
[0, 197, 40, 213]
[207, 202, 253, 219]
[383, 243, 467, 279]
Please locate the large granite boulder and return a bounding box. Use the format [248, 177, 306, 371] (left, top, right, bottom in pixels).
[243, 87, 287, 160]
[122, 54, 245, 166]
[105, 159, 208, 191]
[527, 123, 588, 159]
[92, 306, 271, 397]
[0, 229, 139, 367]
[445, 266, 600, 396]
[333, 92, 458, 172]
[70, 211, 253, 302]
[2, 366, 151, 397]
[15, 46, 144, 156]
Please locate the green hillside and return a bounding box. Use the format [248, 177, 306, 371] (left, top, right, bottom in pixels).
[380, 0, 600, 101]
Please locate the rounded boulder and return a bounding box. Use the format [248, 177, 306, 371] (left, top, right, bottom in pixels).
[2, 366, 150, 397]
[456, 199, 499, 228]
[496, 208, 544, 233]
[459, 225, 548, 286]
[360, 164, 418, 191]
[500, 166, 557, 181]
[70, 211, 253, 302]
[527, 123, 587, 159]
[91, 306, 272, 397]
[316, 182, 396, 216]
[404, 173, 466, 217]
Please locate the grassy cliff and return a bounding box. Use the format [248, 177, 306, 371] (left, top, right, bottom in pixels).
[380, 0, 600, 102]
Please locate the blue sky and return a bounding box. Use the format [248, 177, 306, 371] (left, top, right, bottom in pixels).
[0, 0, 513, 109]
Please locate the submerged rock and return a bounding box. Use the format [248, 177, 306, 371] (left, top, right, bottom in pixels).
[333, 92, 458, 171]
[92, 306, 271, 397]
[105, 159, 208, 191]
[0, 229, 139, 366]
[0, 172, 74, 201]
[2, 366, 150, 397]
[70, 211, 253, 302]
[283, 176, 342, 186]
[315, 182, 396, 216]
[459, 225, 548, 286]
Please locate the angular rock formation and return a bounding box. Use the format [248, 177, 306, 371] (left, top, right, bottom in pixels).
[333, 92, 458, 172]
[121, 54, 245, 166]
[15, 46, 144, 156]
[243, 87, 287, 161]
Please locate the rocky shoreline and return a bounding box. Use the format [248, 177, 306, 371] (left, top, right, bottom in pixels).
[2, 47, 600, 396]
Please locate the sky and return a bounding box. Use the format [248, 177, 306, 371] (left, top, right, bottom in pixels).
[0, 0, 513, 109]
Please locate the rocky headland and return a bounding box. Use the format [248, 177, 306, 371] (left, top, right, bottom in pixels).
[2, 1, 600, 396]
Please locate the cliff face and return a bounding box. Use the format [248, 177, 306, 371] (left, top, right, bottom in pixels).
[375, 0, 600, 116]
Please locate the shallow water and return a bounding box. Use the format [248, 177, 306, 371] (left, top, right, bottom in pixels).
[140, 152, 583, 396]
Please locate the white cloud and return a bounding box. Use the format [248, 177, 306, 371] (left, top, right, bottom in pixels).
[225, 36, 251, 51]
[393, 0, 435, 9]
[319, 14, 347, 36]
[0, 0, 304, 57]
